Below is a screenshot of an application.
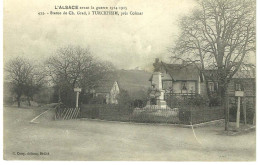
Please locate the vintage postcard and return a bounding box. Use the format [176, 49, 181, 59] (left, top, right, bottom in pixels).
[3, 0, 256, 161]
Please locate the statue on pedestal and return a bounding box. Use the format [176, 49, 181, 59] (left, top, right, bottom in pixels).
[133, 58, 178, 120]
[153, 58, 161, 72]
[146, 72, 167, 109]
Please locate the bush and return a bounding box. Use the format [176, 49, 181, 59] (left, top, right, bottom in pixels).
[131, 110, 179, 124]
[117, 89, 132, 107]
[132, 99, 146, 108]
[229, 101, 255, 124]
[51, 85, 75, 107]
[179, 106, 224, 124]
[166, 95, 208, 108]
[166, 96, 185, 108]
[131, 90, 149, 108]
[209, 93, 221, 107]
[88, 95, 106, 104]
[79, 104, 133, 121]
[186, 95, 208, 106]
[4, 96, 14, 106]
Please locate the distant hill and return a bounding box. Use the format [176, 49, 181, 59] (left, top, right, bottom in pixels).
[116, 70, 152, 99]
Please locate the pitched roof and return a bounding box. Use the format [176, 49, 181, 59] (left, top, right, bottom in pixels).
[203, 68, 255, 80]
[203, 70, 218, 81]
[161, 62, 200, 81]
[94, 70, 152, 98]
[95, 81, 116, 93]
[232, 68, 255, 79]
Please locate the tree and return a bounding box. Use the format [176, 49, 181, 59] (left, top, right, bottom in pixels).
[46, 45, 114, 106]
[23, 66, 46, 106]
[5, 57, 45, 107]
[117, 89, 132, 108]
[170, 0, 255, 130]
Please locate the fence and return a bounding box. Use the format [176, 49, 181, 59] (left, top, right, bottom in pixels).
[55, 105, 80, 120]
[80, 104, 179, 123]
[165, 94, 208, 109]
[79, 104, 132, 122]
[79, 104, 224, 125]
[131, 107, 179, 124]
[178, 106, 224, 125]
[165, 93, 196, 97]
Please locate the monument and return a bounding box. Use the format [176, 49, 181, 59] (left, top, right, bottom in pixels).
[142, 58, 168, 109]
[147, 72, 167, 109]
[132, 58, 178, 120]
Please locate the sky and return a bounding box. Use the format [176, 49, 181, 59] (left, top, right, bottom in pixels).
[3, 0, 197, 70]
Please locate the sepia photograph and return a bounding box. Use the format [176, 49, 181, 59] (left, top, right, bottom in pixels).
[2, 0, 256, 161]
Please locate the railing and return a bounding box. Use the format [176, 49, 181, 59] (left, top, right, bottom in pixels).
[79, 104, 224, 125]
[79, 104, 132, 122]
[165, 93, 196, 96]
[178, 106, 224, 124]
[55, 105, 80, 120]
[132, 107, 179, 124]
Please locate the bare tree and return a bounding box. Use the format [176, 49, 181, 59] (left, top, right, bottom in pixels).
[5, 57, 45, 107]
[170, 0, 255, 130]
[23, 66, 46, 106]
[45, 45, 114, 106]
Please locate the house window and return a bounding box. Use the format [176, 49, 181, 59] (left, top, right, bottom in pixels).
[208, 82, 214, 92]
[235, 83, 242, 91]
[181, 81, 187, 90]
[190, 86, 194, 93]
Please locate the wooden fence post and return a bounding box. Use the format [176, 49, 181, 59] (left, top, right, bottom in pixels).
[227, 95, 229, 131]
[243, 99, 247, 125]
[253, 112, 256, 125]
[190, 110, 193, 125]
[55, 108, 57, 120]
[236, 97, 241, 130]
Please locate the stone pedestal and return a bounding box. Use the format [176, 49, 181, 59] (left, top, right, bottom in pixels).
[152, 72, 163, 91]
[134, 70, 179, 119]
[151, 72, 167, 109]
[157, 100, 167, 109]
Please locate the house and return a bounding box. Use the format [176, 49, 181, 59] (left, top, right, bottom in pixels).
[150, 58, 255, 101]
[94, 80, 120, 104]
[150, 59, 206, 97]
[203, 68, 256, 98]
[226, 68, 256, 108]
[97, 69, 151, 99]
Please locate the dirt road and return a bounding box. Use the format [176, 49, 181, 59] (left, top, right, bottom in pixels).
[3, 107, 256, 161]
